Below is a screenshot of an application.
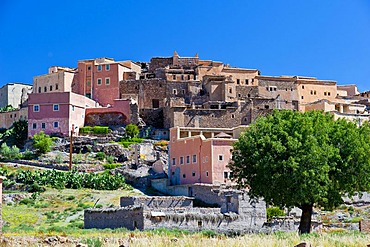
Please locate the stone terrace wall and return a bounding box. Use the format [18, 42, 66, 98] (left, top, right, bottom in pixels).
[120, 196, 193, 209]
[143, 207, 261, 234]
[84, 206, 144, 230]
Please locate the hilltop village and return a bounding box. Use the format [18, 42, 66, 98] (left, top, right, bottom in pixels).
[1, 52, 370, 233]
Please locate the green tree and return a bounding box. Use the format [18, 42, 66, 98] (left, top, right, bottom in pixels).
[11, 119, 28, 148]
[125, 124, 139, 139]
[229, 110, 370, 234]
[32, 131, 54, 154]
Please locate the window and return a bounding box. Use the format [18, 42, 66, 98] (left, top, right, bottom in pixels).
[152, 99, 160, 109]
[10, 114, 12, 118]
[264, 105, 269, 109]
[188, 75, 191, 80]
[192, 171, 196, 177]
[85, 93, 91, 99]
[180, 156, 184, 165]
[301, 96, 304, 99]
[218, 154, 224, 161]
[173, 75, 176, 80]
[44, 86, 47, 92]
[182, 89, 185, 95]
[38, 87, 41, 93]
[72, 105, 75, 111]
[186, 155, 190, 164]
[105, 78, 110, 85]
[105, 64, 110, 71]
[41, 123, 46, 129]
[183, 174, 186, 178]
[50, 85, 53, 91]
[87, 66, 91, 70]
[32, 123, 37, 129]
[172, 158, 176, 165]
[231, 114, 235, 118]
[224, 171, 229, 179]
[206, 171, 209, 177]
[33, 105, 40, 112]
[229, 88, 232, 93]
[192, 154, 197, 163]
[97, 65, 102, 71]
[173, 89, 177, 95]
[237, 79, 240, 84]
[55, 84, 59, 90]
[53, 104, 59, 111]
[324, 92, 327, 96]
[54, 122, 59, 128]
[97, 78, 102, 85]
[181, 75, 184, 80]
[302, 85, 305, 89]
[328, 92, 331, 96]
[245, 79, 249, 85]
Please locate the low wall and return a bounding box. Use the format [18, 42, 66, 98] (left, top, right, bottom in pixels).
[120, 196, 193, 209]
[84, 206, 144, 230]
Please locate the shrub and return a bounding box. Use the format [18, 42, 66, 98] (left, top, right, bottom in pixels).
[106, 155, 115, 164]
[54, 153, 64, 164]
[267, 207, 285, 221]
[11, 119, 28, 148]
[0, 143, 21, 160]
[32, 131, 54, 154]
[22, 149, 35, 160]
[95, 152, 106, 161]
[125, 124, 139, 139]
[27, 182, 45, 193]
[103, 163, 121, 170]
[80, 126, 110, 135]
[72, 153, 83, 164]
[154, 140, 169, 147]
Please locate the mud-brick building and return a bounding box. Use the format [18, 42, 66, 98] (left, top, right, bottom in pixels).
[85, 191, 266, 234]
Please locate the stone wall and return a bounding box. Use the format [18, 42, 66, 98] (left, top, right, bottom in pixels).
[149, 57, 173, 73]
[140, 108, 164, 128]
[120, 196, 193, 209]
[84, 206, 144, 230]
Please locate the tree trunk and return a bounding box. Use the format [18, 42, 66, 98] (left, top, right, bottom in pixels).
[298, 203, 313, 234]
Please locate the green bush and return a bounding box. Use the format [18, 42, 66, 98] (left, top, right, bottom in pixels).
[22, 149, 35, 160]
[106, 155, 115, 164]
[103, 163, 121, 170]
[32, 131, 54, 154]
[95, 152, 106, 161]
[125, 124, 139, 138]
[11, 168, 131, 190]
[0, 143, 21, 160]
[80, 126, 110, 135]
[54, 153, 64, 164]
[267, 207, 285, 221]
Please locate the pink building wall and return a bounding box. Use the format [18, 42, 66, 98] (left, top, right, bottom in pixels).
[85, 99, 131, 125]
[169, 127, 236, 185]
[28, 92, 96, 137]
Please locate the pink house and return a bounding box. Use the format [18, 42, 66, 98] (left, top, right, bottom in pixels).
[28, 92, 97, 137]
[169, 126, 247, 185]
[73, 58, 140, 107]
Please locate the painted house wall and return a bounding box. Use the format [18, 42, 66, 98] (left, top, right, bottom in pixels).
[0, 107, 28, 129]
[28, 92, 96, 137]
[33, 70, 74, 94]
[169, 127, 237, 186]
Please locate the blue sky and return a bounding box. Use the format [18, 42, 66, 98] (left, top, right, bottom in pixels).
[0, 0, 369, 91]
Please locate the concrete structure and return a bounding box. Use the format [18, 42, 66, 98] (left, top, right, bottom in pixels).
[85, 192, 266, 234]
[0, 83, 32, 109]
[33, 66, 75, 94]
[169, 126, 246, 185]
[0, 108, 28, 129]
[28, 92, 97, 137]
[74, 58, 140, 106]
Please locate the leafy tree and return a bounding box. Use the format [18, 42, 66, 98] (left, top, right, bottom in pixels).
[0, 104, 16, 113]
[32, 131, 54, 154]
[125, 124, 139, 139]
[229, 110, 370, 234]
[11, 119, 28, 148]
